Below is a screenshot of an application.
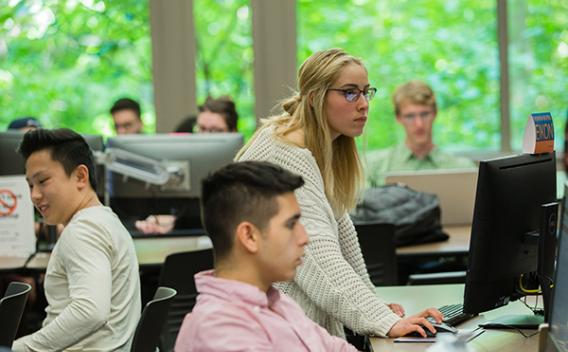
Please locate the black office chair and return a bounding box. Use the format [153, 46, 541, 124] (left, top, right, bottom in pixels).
[131, 286, 177, 352]
[0, 281, 32, 348]
[354, 223, 398, 286]
[158, 249, 214, 352]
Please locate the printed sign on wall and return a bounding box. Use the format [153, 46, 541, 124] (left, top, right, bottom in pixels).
[0, 176, 36, 257]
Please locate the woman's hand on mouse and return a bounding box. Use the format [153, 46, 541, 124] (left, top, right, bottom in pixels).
[386, 308, 443, 338]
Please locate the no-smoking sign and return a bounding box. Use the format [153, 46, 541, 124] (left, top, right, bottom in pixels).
[0, 188, 18, 216]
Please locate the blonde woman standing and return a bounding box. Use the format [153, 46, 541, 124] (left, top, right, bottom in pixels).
[237, 48, 442, 339]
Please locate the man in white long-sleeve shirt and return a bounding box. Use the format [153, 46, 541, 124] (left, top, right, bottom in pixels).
[12, 128, 141, 352]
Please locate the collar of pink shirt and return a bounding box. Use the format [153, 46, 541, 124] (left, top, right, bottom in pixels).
[194, 269, 282, 309]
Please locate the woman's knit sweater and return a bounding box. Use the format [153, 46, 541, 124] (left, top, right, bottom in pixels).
[237, 127, 401, 337]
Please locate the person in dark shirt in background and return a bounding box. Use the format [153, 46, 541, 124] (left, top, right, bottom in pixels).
[110, 98, 144, 135]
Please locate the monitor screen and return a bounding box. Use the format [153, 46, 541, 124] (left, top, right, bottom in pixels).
[0, 131, 27, 176]
[106, 133, 243, 230]
[0, 132, 104, 197]
[463, 153, 556, 324]
[546, 183, 568, 351]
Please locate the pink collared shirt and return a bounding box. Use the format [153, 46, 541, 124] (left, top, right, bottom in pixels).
[174, 270, 357, 352]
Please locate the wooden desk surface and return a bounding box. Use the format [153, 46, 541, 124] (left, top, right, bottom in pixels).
[0, 256, 28, 271]
[23, 235, 213, 270]
[396, 225, 471, 257]
[133, 236, 212, 266]
[371, 284, 539, 351]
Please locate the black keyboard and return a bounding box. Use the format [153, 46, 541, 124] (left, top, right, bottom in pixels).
[429, 304, 477, 327]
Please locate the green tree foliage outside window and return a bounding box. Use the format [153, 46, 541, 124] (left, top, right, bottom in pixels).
[1, 1, 565, 149]
[0, 0, 153, 135]
[194, 0, 255, 137]
[509, 0, 568, 150]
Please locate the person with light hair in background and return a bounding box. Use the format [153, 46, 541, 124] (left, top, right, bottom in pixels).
[366, 80, 475, 187]
[236, 48, 443, 341]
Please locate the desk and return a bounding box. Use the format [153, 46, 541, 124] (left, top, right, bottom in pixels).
[0, 256, 28, 271]
[371, 284, 539, 351]
[22, 235, 213, 270]
[396, 225, 471, 257]
[133, 236, 211, 266]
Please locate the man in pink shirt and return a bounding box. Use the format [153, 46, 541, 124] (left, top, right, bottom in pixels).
[175, 161, 357, 351]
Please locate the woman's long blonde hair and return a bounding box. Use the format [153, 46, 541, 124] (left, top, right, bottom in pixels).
[238, 48, 365, 216]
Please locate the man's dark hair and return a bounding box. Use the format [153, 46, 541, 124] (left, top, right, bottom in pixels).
[18, 128, 98, 191]
[201, 161, 304, 260]
[198, 96, 239, 131]
[110, 97, 141, 119]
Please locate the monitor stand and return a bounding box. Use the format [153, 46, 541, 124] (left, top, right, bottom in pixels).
[479, 313, 544, 330]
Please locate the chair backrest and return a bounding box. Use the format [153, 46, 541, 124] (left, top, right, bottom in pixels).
[131, 286, 177, 352]
[158, 249, 214, 351]
[0, 281, 32, 348]
[354, 223, 398, 286]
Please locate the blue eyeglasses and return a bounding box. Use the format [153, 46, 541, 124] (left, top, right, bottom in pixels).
[328, 87, 378, 103]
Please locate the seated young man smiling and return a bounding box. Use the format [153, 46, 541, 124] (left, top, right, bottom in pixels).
[174, 161, 357, 351]
[13, 128, 140, 352]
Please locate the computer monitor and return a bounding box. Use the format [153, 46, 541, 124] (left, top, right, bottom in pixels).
[0, 131, 27, 175]
[463, 152, 557, 328]
[0, 131, 105, 198]
[544, 183, 568, 351]
[106, 133, 243, 231]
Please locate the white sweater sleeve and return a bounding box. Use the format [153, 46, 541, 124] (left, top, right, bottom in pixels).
[13, 223, 112, 351]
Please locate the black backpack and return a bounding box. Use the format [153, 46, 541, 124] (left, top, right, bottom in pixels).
[351, 185, 449, 247]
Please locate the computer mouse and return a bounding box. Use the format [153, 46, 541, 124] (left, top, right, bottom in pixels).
[404, 323, 458, 338]
[405, 326, 436, 338]
[431, 323, 458, 334]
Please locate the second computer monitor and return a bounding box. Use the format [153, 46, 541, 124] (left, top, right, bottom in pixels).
[106, 133, 244, 229]
[463, 152, 556, 321]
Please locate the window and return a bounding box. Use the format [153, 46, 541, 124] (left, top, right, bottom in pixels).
[194, 0, 255, 137]
[0, 0, 153, 135]
[508, 0, 568, 149]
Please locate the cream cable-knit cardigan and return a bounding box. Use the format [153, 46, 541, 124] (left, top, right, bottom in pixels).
[237, 127, 401, 338]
